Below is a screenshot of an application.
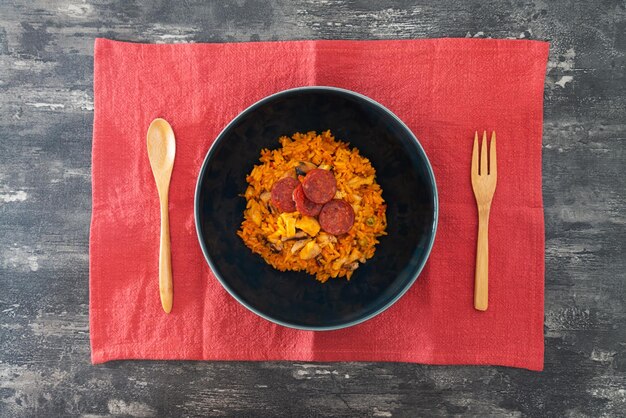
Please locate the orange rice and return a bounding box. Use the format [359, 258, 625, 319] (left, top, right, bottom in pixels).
[237, 131, 387, 282]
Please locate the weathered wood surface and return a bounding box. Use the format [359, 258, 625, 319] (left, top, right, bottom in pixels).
[0, 0, 624, 416]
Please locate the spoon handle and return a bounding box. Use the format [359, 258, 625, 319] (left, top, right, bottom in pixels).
[159, 196, 173, 313]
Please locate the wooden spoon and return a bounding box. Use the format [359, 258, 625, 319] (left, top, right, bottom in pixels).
[147, 118, 176, 313]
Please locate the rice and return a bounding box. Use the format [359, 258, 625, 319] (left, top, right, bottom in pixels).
[237, 131, 387, 282]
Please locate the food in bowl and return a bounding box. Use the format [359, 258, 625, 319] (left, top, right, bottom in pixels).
[237, 130, 387, 282]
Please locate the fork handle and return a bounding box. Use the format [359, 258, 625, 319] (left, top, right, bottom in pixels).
[474, 207, 490, 311]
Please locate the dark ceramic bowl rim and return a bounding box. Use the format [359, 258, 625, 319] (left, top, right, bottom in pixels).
[194, 86, 439, 331]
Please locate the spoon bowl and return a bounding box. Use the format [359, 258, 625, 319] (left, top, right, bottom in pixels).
[147, 119, 176, 179]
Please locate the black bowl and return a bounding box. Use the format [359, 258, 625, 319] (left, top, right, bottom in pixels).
[195, 87, 438, 330]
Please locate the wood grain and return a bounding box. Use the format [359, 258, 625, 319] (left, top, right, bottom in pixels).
[0, 0, 624, 416]
[147, 118, 176, 314]
[471, 131, 497, 312]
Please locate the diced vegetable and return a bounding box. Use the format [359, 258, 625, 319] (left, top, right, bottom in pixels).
[247, 200, 263, 226]
[273, 213, 300, 242]
[277, 213, 297, 238]
[299, 241, 322, 260]
[259, 191, 271, 202]
[347, 175, 374, 188]
[332, 257, 347, 270]
[317, 233, 338, 247]
[295, 216, 321, 237]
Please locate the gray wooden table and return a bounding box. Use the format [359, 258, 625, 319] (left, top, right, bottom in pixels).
[1, 1, 624, 417]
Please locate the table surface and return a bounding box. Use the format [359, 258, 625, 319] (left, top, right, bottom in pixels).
[1, 1, 624, 417]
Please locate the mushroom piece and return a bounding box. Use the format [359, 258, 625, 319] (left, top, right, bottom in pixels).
[280, 167, 298, 179]
[290, 239, 310, 254]
[295, 161, 317, 176]
[344, 261, 359, 271]
[269, 241, 283, 253]
[281, 231, 307, 241]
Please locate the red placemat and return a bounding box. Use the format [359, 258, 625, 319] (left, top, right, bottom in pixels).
[90, 38, 548, 370]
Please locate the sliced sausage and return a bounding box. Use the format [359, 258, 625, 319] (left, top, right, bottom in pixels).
[270, 177, 299, 213]
[319, 199, 355, 235]
[292, 183, 323, 217]
[302, 169, 336, 204]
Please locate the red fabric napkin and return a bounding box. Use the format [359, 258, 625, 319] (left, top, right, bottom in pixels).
[90, 38, 548, 370]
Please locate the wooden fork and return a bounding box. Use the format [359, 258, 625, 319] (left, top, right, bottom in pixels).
[471, 131, 497, 311]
